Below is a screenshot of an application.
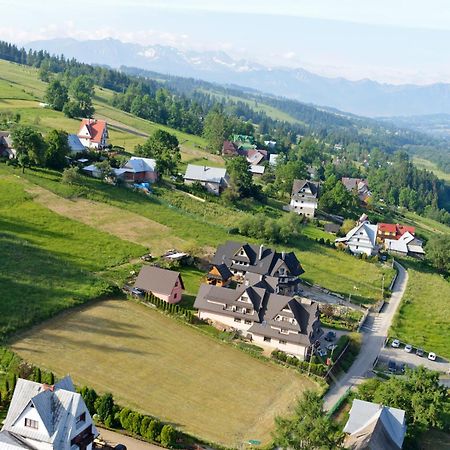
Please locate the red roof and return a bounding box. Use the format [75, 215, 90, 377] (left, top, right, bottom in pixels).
[378, 223, 415, 239]
[78, 119, 107, 144]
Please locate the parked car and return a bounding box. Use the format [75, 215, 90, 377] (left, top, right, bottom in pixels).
[131, 288, 144, 297]
[388, 360, 397, 373]
[416, 348, 424, 357]
[391, 339, 400, 348]
[324, 331, 337, 342]
[404, 344, 413, 353]
[317, 348, 327, 358]
[428, 352, 437, 361]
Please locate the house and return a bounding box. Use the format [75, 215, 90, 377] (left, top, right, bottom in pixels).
[121, 157, 158, 183]
[211, 241, 304, 295]
[206, 263, 233, 287]
[377, 223, 416, 242]
[222, 140, 239, 157]
[336, 221, 379, 256]
[77, 119, 108, 149]
[67, 134, 86, 155]
[343, 399, 406, 450]
[341, 177, 372, 203]
[0, 131, 16, 159]
[324, 223, 341, 234]
[134, 265, 184, 304]
[269, 154, 280, 166]
[245, 148, 268, 166]
[385, 231, 425, 258]
[184, 164, 229, 195]
[289, 179, 319, 218]
[0, 376, 98, 450]
[194, 281, 322, 360]
[248, 164, 265, 176]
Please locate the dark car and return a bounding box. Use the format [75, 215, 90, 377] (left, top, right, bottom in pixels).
[324, 331, 336, 342]
[416, 348, 424, 357]
[114, 445, 127, 450]
[388, 360, 397, 373]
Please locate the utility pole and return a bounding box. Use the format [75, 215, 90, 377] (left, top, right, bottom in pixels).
[381, 274, 385, 300]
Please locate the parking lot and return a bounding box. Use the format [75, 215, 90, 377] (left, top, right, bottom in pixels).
[379, 340, 450, 374]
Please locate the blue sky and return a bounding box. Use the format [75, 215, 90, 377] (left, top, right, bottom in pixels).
[2, 0, 450, 84]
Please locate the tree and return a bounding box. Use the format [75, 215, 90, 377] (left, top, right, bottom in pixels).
[80, 387, 98, 415]
[226, 155, 254, 199]
[358, 366, 449, 440]
[273, 390, 344, 449]
[63, 100, 82, 119]
[95, 393, 115, 423]
[45, 79, 68, 111]
[426, 235, 450, 273]
[44, 129, 70, 169]
[11, 125, 46, 171]
[274, 160, 307, 197]
[61, 166, 83, 185]
[203, 111, 225, 153]
[340, 219, 356, 236]
[136, 129, 180, 176]
[160, 424, 177, 448]
[94, 160, 114, 181]
[66, 75, 95, 118]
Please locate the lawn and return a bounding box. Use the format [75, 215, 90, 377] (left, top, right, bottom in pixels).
[390, 260, 450, 359]
[0, 177, 145, 339]
[10, 299, 316, 446]
[413, 157, 450, 183]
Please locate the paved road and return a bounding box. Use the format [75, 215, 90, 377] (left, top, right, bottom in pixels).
[323, 262, 408, 410]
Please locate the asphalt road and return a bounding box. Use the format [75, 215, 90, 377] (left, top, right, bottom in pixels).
[323, 261, 408, 410]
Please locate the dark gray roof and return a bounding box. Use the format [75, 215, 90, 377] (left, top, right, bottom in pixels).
[135, 266, 184, 295]
[324, 223, 341, 234]
[208, 263, 233, 280]
[291, 179, 319, 197]
[211, 241, 304, 277]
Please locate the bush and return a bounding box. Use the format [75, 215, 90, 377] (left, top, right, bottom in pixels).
[140, 416, 152, 437]
[160, 424, 177, 448]
[119, 408, 132, 429]
[146, 419, 162, 441]
[95, 393, 115, 423]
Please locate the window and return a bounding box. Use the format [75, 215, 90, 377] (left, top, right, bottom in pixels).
[234, 318, 241, 323]
[263, 336, 271, 342]
[279, 340, 287, 345]
[25, 418, 39, 429]
[76, 412, 86, 425]
[173, 293, 177, 300]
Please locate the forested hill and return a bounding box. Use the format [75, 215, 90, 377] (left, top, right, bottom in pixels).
[0, 40, 449, 174]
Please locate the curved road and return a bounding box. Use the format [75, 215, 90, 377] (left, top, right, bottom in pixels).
[324, 262, 408, 410]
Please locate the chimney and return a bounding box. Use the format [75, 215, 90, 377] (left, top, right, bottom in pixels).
[259, 244, 264, 260]
[281, 251, 285, 260]
[42, 383, 55, 392]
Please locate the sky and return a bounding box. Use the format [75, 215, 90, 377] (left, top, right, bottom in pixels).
[2, 0, 450, 84]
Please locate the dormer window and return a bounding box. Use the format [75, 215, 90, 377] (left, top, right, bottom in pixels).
[76, 412, 86, 425]
[25, 418, 39, 429]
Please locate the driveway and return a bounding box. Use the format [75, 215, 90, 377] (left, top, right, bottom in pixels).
[323, 262, 408, 410]
[97, 427, 164, 450]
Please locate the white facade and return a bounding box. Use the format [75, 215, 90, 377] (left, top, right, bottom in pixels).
[198, 310, 309, 360]
[336, 222, 379, 256]
[290, 198, 317, 218]
[290, 181, 319, 218]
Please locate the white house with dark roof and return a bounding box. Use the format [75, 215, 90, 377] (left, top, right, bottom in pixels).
[336, 221, 379, 256]
[0, 376, 98, 450]
[344, 399, 406, 450]
[289, 179, 319, 218]
[384, 231, 425, 258]
[0, 131, 16, 159]
[184, 164, 229, 195]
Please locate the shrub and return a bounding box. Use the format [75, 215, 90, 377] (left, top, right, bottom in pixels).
[61, 166, 83, 185]
[140, 416, 152, 437]
[160, 424, 177, 448]
[146, 419, 162, 441]
[95, 393, 115, 423]
[119, 408, 132, 429]
[80, 386, 98, 415]
[129, 411, 143, 434]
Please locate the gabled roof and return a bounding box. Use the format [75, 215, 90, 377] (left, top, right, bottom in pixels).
[344, 399, 406, 450]
[336, 222, 378, 247]
[67, 134, 85, 153]
[291, 179, 319, 197]
[222, 140, 239, 156]
[124, 157, 157, 173]
[77, 119, 107, 144]
[378, 223, 416, 237]
[0, 131, 13, 149]
[249, 165, 265, 175]
[1, 376, 98, 448]
[246, 149, 267, 165]
[209, 263, 233, 280]
[184, 164, 228, 184]
[135, 266, 184, 295]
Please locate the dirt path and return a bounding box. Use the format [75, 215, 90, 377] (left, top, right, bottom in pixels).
[97, 427, 164, 450]
[26, 185, 185, 254]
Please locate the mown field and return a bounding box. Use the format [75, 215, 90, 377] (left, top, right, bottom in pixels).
[413, 156, 450, 183]
[11, 299, 316, 446]
[0, 176, 146, 340]
[390, 260, 450, 359]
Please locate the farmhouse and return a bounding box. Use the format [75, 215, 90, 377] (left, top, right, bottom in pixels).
[377, 223, 416, 242]
[289, 179, 319, 218]
[245, 148, 268, 166]
[385, 231, 425, 258]
[341, 177, 372, 203]
[121, 156, 158, 183]
[194, 281, 322, 360]
[77, 118, 108, 149]
[343, 399, 406, 450]
[0, 376, 98, 450]
[336, 221, 379, 256]
[135, 265, 184, 304]
[211, 241, 304, 295]
[0, 131, 16, 159]
[206, 263, 233, 287]
[184, 164, 229, 195]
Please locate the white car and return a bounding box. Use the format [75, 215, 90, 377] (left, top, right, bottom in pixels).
[404, 344, 413, 353]
[391, 339, 400, 348]
[428, 352, 437, 361]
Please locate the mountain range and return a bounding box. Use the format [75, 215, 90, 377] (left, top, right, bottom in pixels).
[27, 37, 450, 118]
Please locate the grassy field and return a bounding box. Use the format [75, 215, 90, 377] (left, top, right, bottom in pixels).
[0, 176, 145, 339]
[413, 157, 450, 183]
[10, 299, 316, 446]
[390, 260, 450, 359]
